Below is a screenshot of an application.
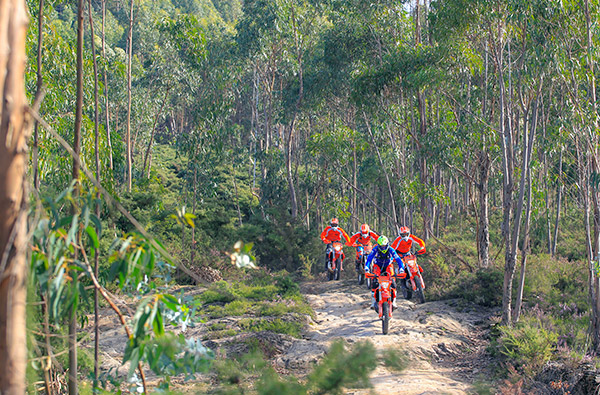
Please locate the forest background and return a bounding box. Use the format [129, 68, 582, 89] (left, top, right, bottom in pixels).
[0, 0, 600, 393]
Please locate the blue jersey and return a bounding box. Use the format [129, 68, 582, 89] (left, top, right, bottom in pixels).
[365, 245, 405, 273]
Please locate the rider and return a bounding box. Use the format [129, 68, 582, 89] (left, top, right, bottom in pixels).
[391, 226, 426, 276]
[320, 218, 351, 271]
[347, 223, 379, 273]
[365, 236, 405, 309]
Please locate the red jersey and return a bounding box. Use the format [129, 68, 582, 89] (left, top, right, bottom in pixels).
[321, 226, 351, 244]
[348, 231, 379, 246]
[391, 234, 425, 254]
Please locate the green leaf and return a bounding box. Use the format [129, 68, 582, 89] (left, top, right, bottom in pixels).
[153, 307, 164, 336]
[89, 214, 102, 238]
[85, 226, 99, 250]
[66, 214, 79, 246]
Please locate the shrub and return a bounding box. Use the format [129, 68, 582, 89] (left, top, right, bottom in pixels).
[238, 317, 304, 338]
[444, 267, 504, 307]
[199, 281, 236, 304]
[496, 318, 558, 376]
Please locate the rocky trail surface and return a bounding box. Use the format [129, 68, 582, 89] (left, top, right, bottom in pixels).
[279, 277, 496, 394]
[84, 276, 496, 394]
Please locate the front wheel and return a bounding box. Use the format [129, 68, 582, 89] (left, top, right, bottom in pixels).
[334, 258, 341, 280]
[415, 276, 425, 304]
[402, 279, 412, 300]
[382, 302, 390, 335]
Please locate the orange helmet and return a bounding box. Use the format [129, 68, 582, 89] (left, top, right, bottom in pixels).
[399, 226, 410, 238]
[331, 218, 339, 227]
[360, 223, 370, 237]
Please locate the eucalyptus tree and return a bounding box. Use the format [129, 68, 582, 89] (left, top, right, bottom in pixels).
[125, 0, 134, 192]
[0, 0, 29, 391]
[554, 0, 600, 350]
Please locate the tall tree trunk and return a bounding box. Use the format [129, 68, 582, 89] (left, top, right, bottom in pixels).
[101, 0, 113, 173]
[125, 0, 134, 192]
[0, 1, 30, 392]
[477, 149, 490, 268]
[190, 162, 197, 265]
[33, 0, 44, 190]
[501, 84, 539, 325]
[142, 88, 169, 178]
[552, 148, 563, 257]
[513, 162, 533, 322]
[285, 123, 298, 218]
[69, 0, 85, 392]
[86, 0, 101, 387]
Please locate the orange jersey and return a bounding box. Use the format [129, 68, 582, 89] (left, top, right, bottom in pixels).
[391, 234, 425, 254]
[348, 231, 379, 246]
[321, 226, 351, 244]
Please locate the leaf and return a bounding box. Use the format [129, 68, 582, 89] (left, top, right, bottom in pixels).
[86, 226, 99, 250]
[66, 214, 80, 246]
[153, 307, 164, 336]
[90, 214, 102, 238]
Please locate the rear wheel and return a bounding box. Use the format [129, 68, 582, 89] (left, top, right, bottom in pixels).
[415, 276, 425, 304]
[327, 262, 334, 281]
[382, 303, 390, 334]
[358, 273, 364, 285]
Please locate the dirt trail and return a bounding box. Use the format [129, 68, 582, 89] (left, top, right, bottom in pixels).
[279, 277, 495, 395]
[85, 277, 495, 393]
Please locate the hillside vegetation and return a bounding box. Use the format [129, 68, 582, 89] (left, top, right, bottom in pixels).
[0, 0, 596, 393]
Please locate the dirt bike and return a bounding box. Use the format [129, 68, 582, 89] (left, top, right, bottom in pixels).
[326, 242, 344, 281]
[401, 253, 426, 304]
[365, 272, 405, 335]
[354, 244, 373, 286]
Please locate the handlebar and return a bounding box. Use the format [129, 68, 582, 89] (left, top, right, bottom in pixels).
[365, 272, 406, 279]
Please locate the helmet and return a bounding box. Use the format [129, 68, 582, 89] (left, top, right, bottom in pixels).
[330, 218, 339, 227]
[399, 226, 410, 239]
[377, 235, 389, 252]
[360, 223, 370, 237]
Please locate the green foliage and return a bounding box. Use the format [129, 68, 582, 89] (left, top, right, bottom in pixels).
[238, 318, 304, 338]
[495, 317, 558, 376]
[380, 348, 409, 373]
[30, 184, 214, 388]
[307, 340, 377, 393]
[211, 340, 379, 394]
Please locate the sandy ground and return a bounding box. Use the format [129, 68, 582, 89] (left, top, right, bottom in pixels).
[277, 278, 495, 395]
[84, 277, 495, 394]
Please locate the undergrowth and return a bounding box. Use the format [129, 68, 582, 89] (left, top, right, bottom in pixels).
[196, 269, 314, 339]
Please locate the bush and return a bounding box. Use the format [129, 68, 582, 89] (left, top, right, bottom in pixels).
[495, 317, 558, 376]
[445, 267, 505, 307]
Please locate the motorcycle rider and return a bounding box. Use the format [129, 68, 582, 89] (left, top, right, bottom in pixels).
[391, 226, 426, 288]
[365, 236, 405, 310]
[347, 223, 379, 273]
[320, 218, 351, 271]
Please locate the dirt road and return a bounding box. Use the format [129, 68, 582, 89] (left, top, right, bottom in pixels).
[278, 278, 495, 394]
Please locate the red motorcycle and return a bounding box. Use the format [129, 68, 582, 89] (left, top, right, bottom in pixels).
[401, 254, 426, 304]
[327, 242, 345, 281]
[365, 272, 405, 334]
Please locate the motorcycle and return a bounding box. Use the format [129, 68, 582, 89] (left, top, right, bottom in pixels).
[365, 272, 405, 335]
[401, 253, 426, 304]
[327, 241, 345, 281]
[354, 243, 373, 286]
